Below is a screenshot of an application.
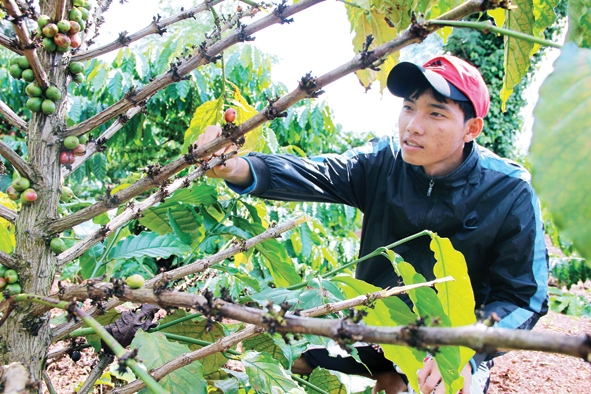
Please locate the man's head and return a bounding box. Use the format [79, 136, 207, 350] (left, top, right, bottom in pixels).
[387, 55, 490, 120]
[386, 56, 489, 177]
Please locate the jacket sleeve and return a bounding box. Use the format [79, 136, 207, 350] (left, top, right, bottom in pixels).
[474, 183, 549, 365]
[225, 136, 394, 209]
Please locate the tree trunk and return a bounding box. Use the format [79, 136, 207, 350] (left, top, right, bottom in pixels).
[0, 2, 67, 386]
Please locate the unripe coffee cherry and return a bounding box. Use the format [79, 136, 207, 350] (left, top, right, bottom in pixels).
[63, 136, 80, 150]
[125, 274, 145, 289]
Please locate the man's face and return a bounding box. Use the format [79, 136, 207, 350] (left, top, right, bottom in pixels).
[398, 91, 480, 177]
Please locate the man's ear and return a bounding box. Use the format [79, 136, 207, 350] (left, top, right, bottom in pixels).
[464, 117, 484, 142]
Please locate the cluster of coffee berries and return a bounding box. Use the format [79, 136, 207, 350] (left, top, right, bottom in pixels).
[37, 1, 91, 53]
[9, 56, 35, 82]
[60, 135, 87, 166]
[6, 177, 37, 205]
[25, 82, 62, 115]
[0, 265, 22, 296]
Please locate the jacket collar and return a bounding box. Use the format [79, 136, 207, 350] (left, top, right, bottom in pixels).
[408, 141, 480, 188]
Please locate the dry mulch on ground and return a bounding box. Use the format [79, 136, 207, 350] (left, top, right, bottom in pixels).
[488, 310, 591, 394]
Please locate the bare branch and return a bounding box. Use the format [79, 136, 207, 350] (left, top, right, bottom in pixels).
[0, 250, 18, 269]
[57, 285, 591, 362]
[53, 0, 66, 21]
[1, 0, 50, 89]
[61, 106, 144, 178]
[72, 0, 225, 62]
[77, 353, 115, 394]
[0, 139, 34, 180]
[50, 216, 307, 340]
[63, 0, 325, 138]
[0, 31, 22, 54]
[0, 98, 28, 133]
[0, 204, 17, 225]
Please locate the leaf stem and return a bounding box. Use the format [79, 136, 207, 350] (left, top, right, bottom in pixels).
[290, 373, 330, 394]
[428, 19, 562, 48]
[287, 230, 431, 290]
[149, 312, 202, 332]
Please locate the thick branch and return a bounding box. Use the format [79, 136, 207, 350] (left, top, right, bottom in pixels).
[0, 204, 17, 225]
[0, 139, 34, 180]
[0, 98, 28, 133]
[57, 285, 591, 362]
[1, 0, 50, 89]
[63, 0, 326, 138]
[72, 0, 225, 62]
[0, 250, 18, 269]
[61, 106, 144, 178]
[50, 216, 307, 339]
[0, 31, 22, 54]
[52, 0, 66, 21]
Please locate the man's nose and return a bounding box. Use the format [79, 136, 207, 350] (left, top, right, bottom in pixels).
[406, 114, 425, 134]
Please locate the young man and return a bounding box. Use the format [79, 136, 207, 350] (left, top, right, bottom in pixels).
[195, 55, 549, 393]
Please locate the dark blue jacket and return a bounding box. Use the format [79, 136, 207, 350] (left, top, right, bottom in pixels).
[229, 135, 548, 340]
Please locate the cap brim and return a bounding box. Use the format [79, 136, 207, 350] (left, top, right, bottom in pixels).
[387, 62, 469, 102]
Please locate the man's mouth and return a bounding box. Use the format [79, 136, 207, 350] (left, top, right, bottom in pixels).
[404, 139, 423, 148]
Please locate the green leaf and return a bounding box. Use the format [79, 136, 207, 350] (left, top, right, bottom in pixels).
[501, 0, 536, 108]
[530, 43, 591, 261]
[182, 95, 224, 153]
[232, 218, 302, 287]
[108, 72, 123, 98]
[567, 0, 591, 47]
[158, 311, 229, 375]
[108, 232, 192, 260]
[132, 330, 207, 394]
[332, 275, 425, 392]
[168, 209, 193, 245]
[393, 260, 464, 393]
[242, 351, 305, 394]
[91, 153, 107, 182]
[307, 368, 347, 394]
[243, 334, 290, 369]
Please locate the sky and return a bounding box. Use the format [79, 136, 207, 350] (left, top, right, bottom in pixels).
[98, 0, 409, 137]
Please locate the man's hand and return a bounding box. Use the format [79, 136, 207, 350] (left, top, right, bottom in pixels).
[417, 357, 472, 393]
[194, 125, 253, 187]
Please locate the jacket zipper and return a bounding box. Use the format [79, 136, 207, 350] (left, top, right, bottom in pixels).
[427, 178, 434, 196]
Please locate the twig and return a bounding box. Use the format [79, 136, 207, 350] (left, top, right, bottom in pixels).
[0, 250, 18, 269]
[53, 0, 66, 22]
[0, 139, 34, 180]
[1, 0, 50, 89]
[0, 31, 22, 54]
[61, 106, 143, 177]
[0, 204, 17, 225]
[0, 98, 28, 133]
[46, 343, 92, 360]
[50, 216, 307, 340]
[42, 370, 58, 394]
[77, 352, 115, 394]
[72, 0, 225, 62]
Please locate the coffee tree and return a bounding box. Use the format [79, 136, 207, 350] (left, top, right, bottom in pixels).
[1, 0, 591, 393]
